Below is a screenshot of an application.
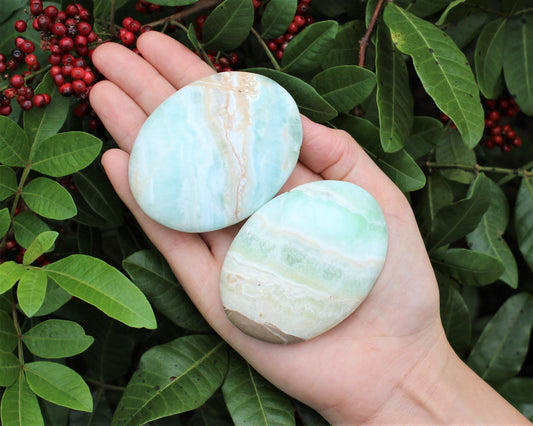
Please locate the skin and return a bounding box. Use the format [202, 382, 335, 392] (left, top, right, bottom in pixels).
[89, 31, 529, 425]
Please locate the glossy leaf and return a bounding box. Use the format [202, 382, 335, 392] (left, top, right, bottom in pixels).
[21, 177, 77, 220]
[45, 254, 156, 329]
[375, 22, 413, 152]
[1, 373, 44, 426]
[0, 165, 18, 202]
[0, 310, 17, 352]
[201, 0, 254, 51]
[30, 132, 102, 177]
[0, 261, 25, 295]
[23, 72, 70, 145]
[467, 293, 533, 385]
[384, 3, 484, 148]
[415, 175, 453, 237]
[22, 319, 94, 358]
[515, 176, 533, 273]
[0, 350, 19, 387]
[74, 164, 123, 227]
[0, 207, 10, 239]
[333, 115, 426, 192]
[123, 250, 210, 332]
[33, 280, 71, 317]
[25, 361, 93, 412]
[405, 0, 450, 17]
[146, 0, 198, 4]
[475, 17, 506, 99]
[17, 268, 47, 318]
[222, 352, 295, 425]
[426, 173, 490, 252]
[281, 20, 338, 74]
[247, 68, 337, 122]
[499, 378, 533, 421]
[0, 115, 30, 167]
[13, 211, 51, 249]
[323, 20, 363, 68]
[260, 0, 297, 39]
[311, 65, 376, 112]
[437, 273, 471, 354]
[503, 14, 533, 115]
[435, 127, 477, 184]
[111, 335, 228, 425]
[432, 248, 505, 286]
[404, 116, 443, 159]
[23, 231, 58, 265]
[441, 12, 488, 49]
[467, 178, 518, 288]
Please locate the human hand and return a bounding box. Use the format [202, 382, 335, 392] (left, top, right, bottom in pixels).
[89, 31, 526, 424]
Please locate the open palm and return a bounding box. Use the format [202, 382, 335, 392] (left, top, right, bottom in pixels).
[90, 31, 446, 423]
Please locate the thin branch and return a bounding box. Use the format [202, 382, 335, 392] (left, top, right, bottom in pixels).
[358, 0, 392, 68]
[424, 161, 533, 180]
[250, 26, 281, 71]
[146, 0, 223, 28]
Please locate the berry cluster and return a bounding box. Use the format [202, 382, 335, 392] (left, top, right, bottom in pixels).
[136, 0, 161, 14]
[264, 0, 314, 60]
[481, 96, 522, 152]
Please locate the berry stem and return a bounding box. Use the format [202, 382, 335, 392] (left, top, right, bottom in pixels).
[0, 64, 51, 92]
[12, 302, 25, 366]
[110, 0, 117, 36]
[145, 0, 223, 28]
[84, 376, 126, 391]
[250, 26, 281, 71]
[358, 0, 392, 68]
[423, 161, 533, 180]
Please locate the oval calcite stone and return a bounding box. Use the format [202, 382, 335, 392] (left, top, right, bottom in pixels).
[220, 180, 388, 344]
[129, 71, 302, 232]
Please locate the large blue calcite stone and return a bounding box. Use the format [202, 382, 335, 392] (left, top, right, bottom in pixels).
[220, 180, 388, 344]
[129, 71, 303, 232]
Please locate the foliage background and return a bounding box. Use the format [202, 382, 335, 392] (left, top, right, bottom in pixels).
[0, 0, 533, 424]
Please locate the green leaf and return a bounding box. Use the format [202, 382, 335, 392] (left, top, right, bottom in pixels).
[467, 293, 533, 385]
[21, 177, 77, 220]
[435, 127, 477, 184]
[222, 352, 295, 425]
[30, 132, 102, 177]
[45, 254, 156, 329]
[0, 350, 19, 387]
[405, 0, 450, 17]
[25, 361, 93, 412]
[375, 22, 414, 152]
[17, 268, 47, 318]
[499, 378, 533, 421]
[23, 72, 70, 145]
[123, 250, 210, 332]
[74, 164, 123, 227]
[260, 0, 297, 39]
[0, 115, 30, 167]
[404, 116, 444, 159]
[22, 319, 94, 358]
[33, 280, 71, 317]
[432, 248, 505, 286]
[515, 176, 533, 273]
[467, 178, 518, 288]
[384, 3, 484, 148]
[322, 20, 364, 68]
[441, 12, 488, 49]
[146, 0, 198, 5]
[281, 20, 339, 74]
[504, 14, 533, 115]
[311, 65, 376, 113]
[426, 173, 491, 252]
[0, 165, 18, 202]
[333, 114, 426, 192]
[0, 0, 25, 22]
[475, 18, 506, 99]
[13, 211, 51, 249]
[112, 335, 228, 425]
[1, 373, 44, 426]
[415, 175, 453, 237]
[0, 310, 17, 352]
[435, 0, 468, 26]
[0, 261, 25, 295]
[247, 68, 337, 123]
[0, 207, 10, 239]
[437, 273, 471, 354]
[23, 231, 58, 265]
[201, 0, 254, 51]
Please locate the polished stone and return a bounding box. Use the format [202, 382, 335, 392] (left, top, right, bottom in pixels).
[129, 71, 302, 232]
[220, 180, 388, 344]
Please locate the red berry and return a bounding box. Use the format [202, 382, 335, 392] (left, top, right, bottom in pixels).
[21, 40, 35, 54]
[15, 37, 25, 49]
[501, 144, 512, 153]
[499, 99, 509, 109]
[148, 3, 160, 11]
[141, 25, 152, 34]
[53, 73, 65, 86]
[71, 66, 85, 80]
[0, 63, 5, 73]
[87, 31, 98, 43]
[33, 94, 46, 107]
[293, 15, 306, 27]
[14, 20, 27, 32]
[42, 93, 51, 105]
[267, 41, 277, 51]
[512, 137, 522, 147]
[120, 31, 136, 46]
[59, 83, 73, 96]
[491, 134, 503, 145]
[29, 0, 43, 16]
[122, 17, 134, 28]
[37, 14, 50, 30]
[229, 52, 239, 64]
[74, 101, 90, 117]
[48, 53, 62, 66]
[10, 75, 24, 89]
[57, 11, 67, 22]
[44, 5, 58, 19]
[490, 125, 501, 135]
[79, 8, 90, 21]
[4, 88, 16, 99]
[62, 64, 73, 76]
[0, 105, 12, 116]
[65, 4, 79, 16]
[24, 54, 38, 67]
[77, 21, 92, 36]
[288, 22, 299, 34]
[275, 49, 284, 60]
[59, 37, 74, 51]
[485, 99, 497, 109]
[128, 20, 141, 33]
[136, 1, 148, 13]
[506, 129, 516, 139]
[297, 3, 309, 14]
[506, 107, 519, 117]
[88, 117, 100, 130]
[72, 79, 86, 94]
[488, 110, 500, 121]
[196, 15, 207, 28]
[62, 54, 74, 65]
[19, 99, 32, 111]
[50, 65, 62, 77]
[252, 0, 262, 8]
[75, 35, 87, 47]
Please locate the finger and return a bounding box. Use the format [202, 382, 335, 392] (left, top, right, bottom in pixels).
[91, 41, 176, 114]
[136, 31, 215, 89]
[89, 80, 147, 153]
